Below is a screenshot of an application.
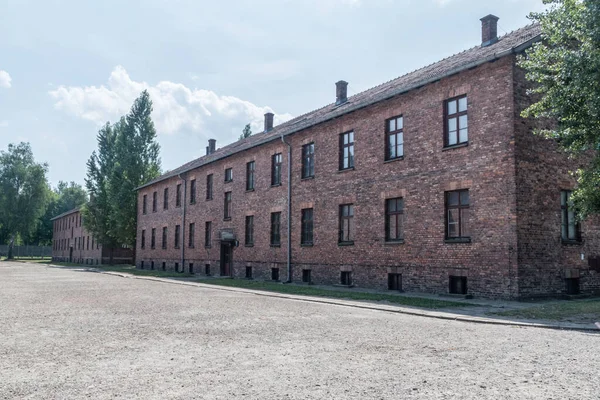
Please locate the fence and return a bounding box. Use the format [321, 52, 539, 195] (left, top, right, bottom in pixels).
[0, 245, 52, 258]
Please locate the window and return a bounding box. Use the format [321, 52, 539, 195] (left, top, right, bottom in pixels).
[143, 195, 147, 214]
[270, 212, 281, 246]
[245, 216, 254, 246]
[225, 168, 233, 183]
[205, 222, 212, 248]
[445, 190, 470, 241]
[301, 208, 314, 245]
[175, 263, 179, 273]
[449, 276, 467, 295]
[190, 179, 197, 204]
[385, 116, 404, 160]
[302, 269, 312, 284]
[162, 227, 167, 249]
[561, 190, 581, 242]
[302, 143, 315, 179]
[224, 192, 232, 220]
[151, 261, 154, 270]
[339, 204, 354, 244]
[152, 191, 157, 212]
[163, 188, 169, 210]
[246, 161, 255, 191]
[140, 261, 144, 270]
[205, 264, 211, 275]
[141, 230, 146, 249]
[271, 153, 282, 186]
[174, 225, 180, 248]
[340, 271, 352, 286]
[339, 131, 355, 170]
[565, 278, 580, 295]
[189, 263, 194, 274]
[245, 266, 253, 279]
[388, 273, 402, 291]
[188, 223, 195, 248]
[205, 175, 212, 200]
[445, 95, 468, 147]
[176, 184, 182, 207]
[271, 268, 280, 281]
[385, 198, 404, 242]
[162, 262, 166, 271]
[87, 236, 89, 250]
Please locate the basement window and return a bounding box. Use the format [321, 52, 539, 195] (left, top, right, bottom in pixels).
[162, 262, 166, 271]
[340, 271, 352, 286]
[246, 266, 253, 279]
[388, 273, 402, 291]
[189, 263, 194, 274]
[140, 261, 144, 270]
[205, 264, 211, 276]
[175, 262, 180, 273]
[565, 278, 580, 295]
[449, 276, 467, 295]
[271, 268, 280, 281]
[151, 261, 154, 270]
[302, 269, 312, 284]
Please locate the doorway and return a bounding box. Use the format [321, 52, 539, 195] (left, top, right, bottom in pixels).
[220, 243, 233, 276]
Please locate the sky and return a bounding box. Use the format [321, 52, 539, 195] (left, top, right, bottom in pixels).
[0, 0, 547, 187]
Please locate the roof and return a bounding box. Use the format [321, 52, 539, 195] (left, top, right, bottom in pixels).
[50, 206, 82, 221]
[137, 22, 542, 191]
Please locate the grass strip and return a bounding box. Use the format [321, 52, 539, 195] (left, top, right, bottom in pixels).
[199, 278, 474, 309]
[492, 299, 600, 322]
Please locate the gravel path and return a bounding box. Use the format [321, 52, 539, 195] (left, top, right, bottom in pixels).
[1, 262, 599, 399]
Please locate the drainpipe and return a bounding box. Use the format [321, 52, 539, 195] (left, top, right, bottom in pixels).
[281, 135, 292, 283]
[178, 173, 187, 272]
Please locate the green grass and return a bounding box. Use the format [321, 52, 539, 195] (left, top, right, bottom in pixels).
[198, 279, 474, 309]
[492, 299, 600, 323]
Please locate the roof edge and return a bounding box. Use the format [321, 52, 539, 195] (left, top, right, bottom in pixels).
[50, 206, 83, 221]
[135, 30, 541, 192]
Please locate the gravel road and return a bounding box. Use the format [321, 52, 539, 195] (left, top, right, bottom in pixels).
[1, 261, 598, 399]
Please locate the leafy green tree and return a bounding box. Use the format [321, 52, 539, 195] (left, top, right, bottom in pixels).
[29, 181, 88, 245]
[0, 143, 50, 258]
[239, 123, 252, 140]
[83, 91, 161, 263]
[520, 0, 600, 217]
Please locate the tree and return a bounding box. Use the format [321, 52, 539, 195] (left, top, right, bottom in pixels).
[519, 0, 600, 217]
[0, 143, 50, 258]
[83, 91, 161, 263]
[239, 123, 252, 140]
[29, 181, 88, 245]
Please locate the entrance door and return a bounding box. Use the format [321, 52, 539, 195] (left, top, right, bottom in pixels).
[220, 243, 232, 276]
[69, 247, 73, 263]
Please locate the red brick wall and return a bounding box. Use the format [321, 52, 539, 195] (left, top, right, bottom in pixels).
[137, 55, 530, 298]
[513, 61, 600, 298]
[52, 210, 103, 265]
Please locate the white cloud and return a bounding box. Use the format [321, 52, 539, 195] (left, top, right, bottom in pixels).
[49, 66, 294, 139]
[0, 70, 12, 88]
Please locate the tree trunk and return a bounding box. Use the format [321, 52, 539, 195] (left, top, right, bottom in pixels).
[7, 236, 15, 260]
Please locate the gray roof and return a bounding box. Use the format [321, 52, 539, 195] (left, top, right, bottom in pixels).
[138, 23, 541, 191]
[50, 206, 82, 221]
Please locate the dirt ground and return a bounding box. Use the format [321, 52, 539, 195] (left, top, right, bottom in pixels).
[1, 261, 599, 400]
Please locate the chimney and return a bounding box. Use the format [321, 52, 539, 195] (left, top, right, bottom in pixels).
[264, 112, 274, 133]
[207, 139, 216, 155]
[336, 80, 348, 105]
[480, 14, 499, 47]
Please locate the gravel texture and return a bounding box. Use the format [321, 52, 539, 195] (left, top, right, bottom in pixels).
[1, 261, 599, 399]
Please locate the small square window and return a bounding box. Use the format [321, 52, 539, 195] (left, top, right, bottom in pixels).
[449, 276, 467, 295]
[189, 263, 194, 274]
[205, 263, 211, 276]
[565, 278, 580, 295]
[302, 269, 312, 284]
[388, 273, 402, 291]
[246, 266, 253, 279]
[340, 271, 352, 286]
[271, 268, 280, 281]
[162, 262, 166, 271]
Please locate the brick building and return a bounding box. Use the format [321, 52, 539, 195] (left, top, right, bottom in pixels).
[51, 207, 133, 265]
[135, 16, 600, 299]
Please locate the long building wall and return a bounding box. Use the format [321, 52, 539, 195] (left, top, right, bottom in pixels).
[52, 209, 102, 265]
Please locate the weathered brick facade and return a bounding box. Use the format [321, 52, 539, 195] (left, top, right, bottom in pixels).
[51, 208, 133, 265]
[134, 19, 600, 299]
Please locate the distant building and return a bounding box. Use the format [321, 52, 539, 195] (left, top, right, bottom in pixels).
[133, 15, 600, 298]
[51, 207, 133, 265]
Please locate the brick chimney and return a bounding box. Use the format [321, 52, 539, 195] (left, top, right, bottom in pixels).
[264, 112, 274, 133]
[480, 15, 499, 47]
[206, 139, 216, 155]
[336, 80, 348, 105]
